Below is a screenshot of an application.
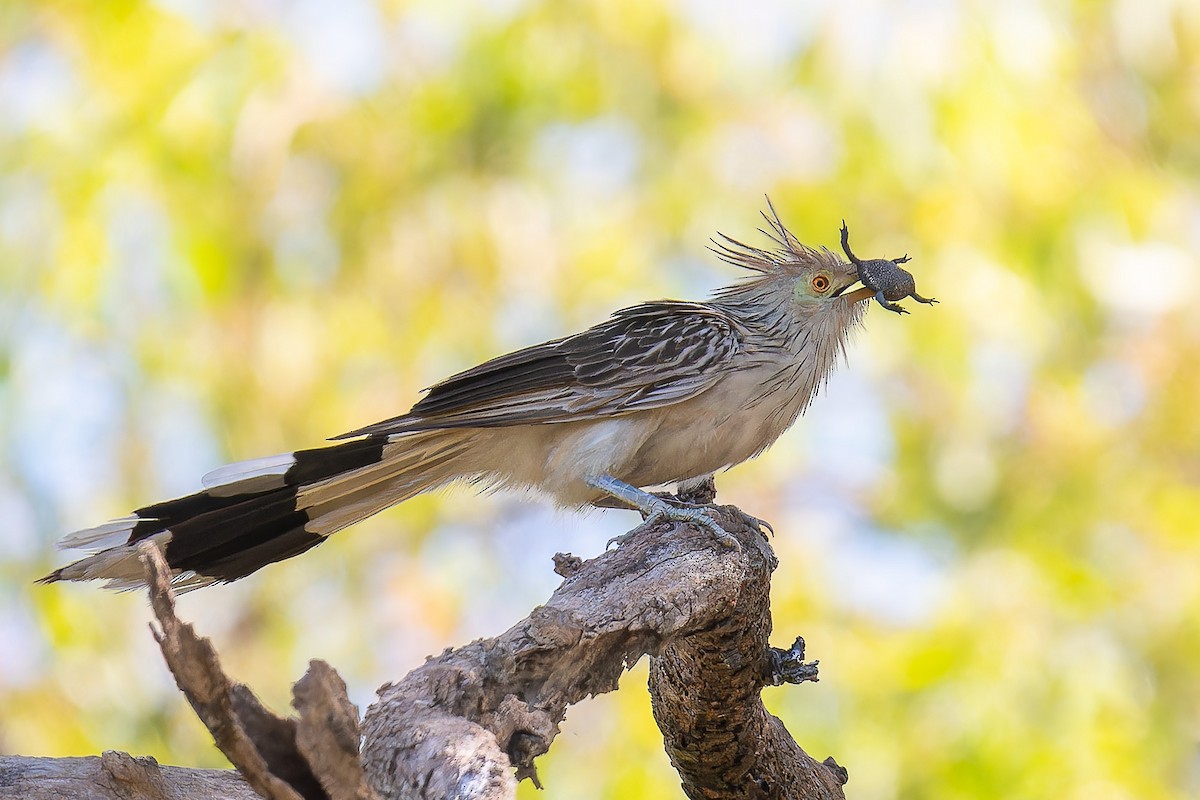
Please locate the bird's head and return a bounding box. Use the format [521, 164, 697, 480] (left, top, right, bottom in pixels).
[708, 200, 874, 320]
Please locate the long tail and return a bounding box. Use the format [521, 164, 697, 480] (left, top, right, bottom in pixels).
[39, 431, 471, 590]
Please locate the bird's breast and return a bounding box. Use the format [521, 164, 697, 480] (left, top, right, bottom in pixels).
[472, 357, 814, 507]
[606, 359, 808, 492]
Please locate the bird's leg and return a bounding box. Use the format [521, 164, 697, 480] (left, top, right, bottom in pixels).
[909, 291, 938, 305]
[587, 474, 740, 550]
[874, 290, 910, 315]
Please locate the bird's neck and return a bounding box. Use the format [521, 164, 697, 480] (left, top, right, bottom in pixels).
[711, 280, 816, 353]
[712, 281, 866, 423]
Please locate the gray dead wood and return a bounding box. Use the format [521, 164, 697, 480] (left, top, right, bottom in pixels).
[0, 753, 258, 800]
[5, 505, 847, 800]
[361, 506, 847, 799]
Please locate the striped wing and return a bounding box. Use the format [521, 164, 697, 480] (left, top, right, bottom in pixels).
[337, 302, 744, 437]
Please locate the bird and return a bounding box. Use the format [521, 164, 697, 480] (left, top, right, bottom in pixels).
[40, 202, 925, 591]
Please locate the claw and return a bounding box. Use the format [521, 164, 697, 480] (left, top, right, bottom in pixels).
[590, 474, 742, 551]
[726, 507, 774, 537]
[652, 502, 740, 549]
[606, 528, 640, 550]
[606, 503, 739, 550]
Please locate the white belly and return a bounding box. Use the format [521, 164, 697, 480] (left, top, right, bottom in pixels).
[471, 360, 805, 506]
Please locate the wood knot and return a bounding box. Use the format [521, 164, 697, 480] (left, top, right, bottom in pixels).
[552, 552, 583, 578]
[822, 755, 850, 786]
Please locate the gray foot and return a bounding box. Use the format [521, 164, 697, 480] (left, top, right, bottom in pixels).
[588, 474, 740, 550]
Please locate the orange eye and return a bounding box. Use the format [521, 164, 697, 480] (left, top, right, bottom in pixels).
[811, 274, 831, 293]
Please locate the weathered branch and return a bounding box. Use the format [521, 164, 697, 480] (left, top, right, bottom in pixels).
[648, 523, 844, 798]
[360, 506, 846, 799]
[5, 505, 847, 800]
[0, 752, 260, 800]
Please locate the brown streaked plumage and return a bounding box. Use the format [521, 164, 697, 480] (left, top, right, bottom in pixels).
[336, 302, 744, 434]
[41, 202, 909, 590]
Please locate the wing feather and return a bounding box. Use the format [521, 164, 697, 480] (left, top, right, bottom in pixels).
[334, 302, 743, 438]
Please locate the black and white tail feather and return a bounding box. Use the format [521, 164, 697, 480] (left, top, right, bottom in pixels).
[40, 431, 468, 590]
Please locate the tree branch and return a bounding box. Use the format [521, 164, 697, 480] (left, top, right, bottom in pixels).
[0, 753, 260, 800]
[6, 505, 847, 800]
[361, 506, 846, 798]
[648, 515, 845, 798]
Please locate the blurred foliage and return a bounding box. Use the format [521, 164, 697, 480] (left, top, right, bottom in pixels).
[2, 0, 1199, 798]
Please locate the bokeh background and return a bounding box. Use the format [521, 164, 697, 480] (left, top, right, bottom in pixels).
[2, 0, 1199, 797]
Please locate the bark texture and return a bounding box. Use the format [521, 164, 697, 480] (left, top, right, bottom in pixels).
[361, 506, 845, 799]
[650, 565, 846, 798]
[0, 753, 256, 800]
[6, 505, 847, 800]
